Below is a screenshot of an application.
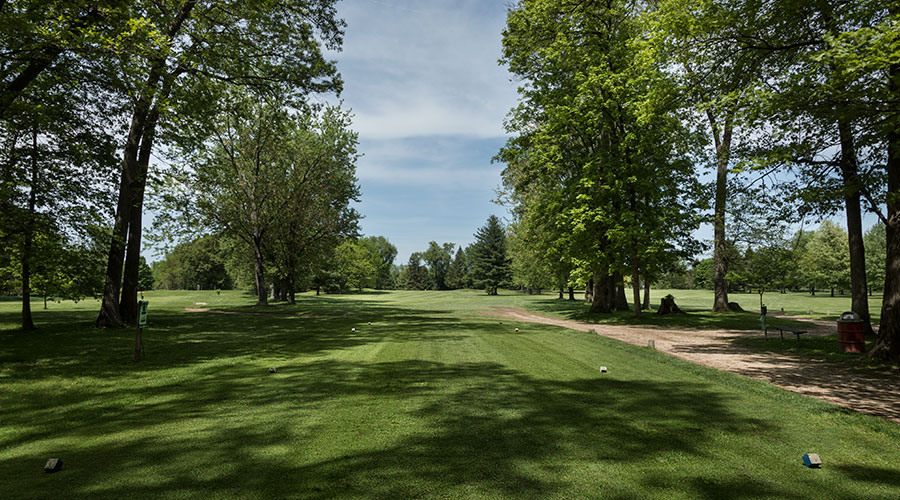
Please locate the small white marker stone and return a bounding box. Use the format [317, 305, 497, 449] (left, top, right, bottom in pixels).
[352, 327, 356, 332]
[515, 328, 519, 333]
[802, 453, 822, 468]
[269, 367, 277, 374]
[368, 322, 371, 326]
[44, 458, 62, 472]
[648, 339, 656, 349]
[600, 366, 607, 373]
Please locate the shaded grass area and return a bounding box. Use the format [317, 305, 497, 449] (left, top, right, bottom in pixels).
[527, 298, 811, 331]
[642, 288, 885, 323]
[1, 290, 899, 499]
[730, 335, 899, 373]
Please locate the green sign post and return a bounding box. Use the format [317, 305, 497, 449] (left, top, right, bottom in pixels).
[138, 300, 149, 327]
[134, 301, 148, 362]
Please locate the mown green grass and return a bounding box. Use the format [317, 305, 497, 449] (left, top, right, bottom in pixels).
[1, 290, 899, 499]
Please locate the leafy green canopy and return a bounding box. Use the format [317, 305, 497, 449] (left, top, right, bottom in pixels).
[498, 0, 702, 299]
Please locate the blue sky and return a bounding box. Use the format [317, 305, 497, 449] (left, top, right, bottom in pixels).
[322, 0, 519, 264]
[141, 0, 874, 265]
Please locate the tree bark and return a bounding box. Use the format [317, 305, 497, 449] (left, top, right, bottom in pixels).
[96, 105, 144, 328]
[631, 262, 641, 317]
[642, 280, 651, 310]
[837, 118, 874, 335]
[21, 128, 38, 331]
[872, 50, 900, 362]
[589, 273, 611, 313]
[120, 103, 161, 324]
[615, 277, 628, 311]
[252, 236, 268, 306]
[96, 0, 196, 328]
[568, 286, 575, 300]
[710, 111, 733, 312]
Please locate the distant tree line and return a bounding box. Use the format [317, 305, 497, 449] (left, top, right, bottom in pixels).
[655, 222, 886, 298]
[151, 234, 398, 298]
[398, 216, 512, 295]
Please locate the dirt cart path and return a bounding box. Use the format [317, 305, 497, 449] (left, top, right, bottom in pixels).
[488, 306, 900, 423]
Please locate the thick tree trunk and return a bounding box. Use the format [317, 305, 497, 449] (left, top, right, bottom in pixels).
[568, 286, 574, 300]
[872, 53, 900, 362]
[589, 273, 611, 313]
[710, 111, 733, 312]
[615, 280, 628, 311]
[96, 87, 156, 328]
[120, 104, 160, 324]
[252, 237, 268, 306]
[607, 273, 618, 310]
[96, 116, 142, 328]
[96, 0, 196, 328]
[585, 278, 593, 302]
[837, 118, 874, 335]
[20, 256, 34, 330]
[642, 280, 651, 310]
[558, 287, 564, 299]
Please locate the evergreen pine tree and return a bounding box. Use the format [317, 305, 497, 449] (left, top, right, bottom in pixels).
[445, 247, 466, 289]
[403, 252, 430, 290]
[469, 215, 511, 295]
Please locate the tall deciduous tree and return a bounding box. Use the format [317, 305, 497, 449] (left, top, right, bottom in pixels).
[98, 0, 345, 326]
[156, 97, 359, 306]
[361, 236, 398, 290]
[499, 0, 701, 315]
[0, 62, 118, 330]
[649, 0, 773, 313]
[422, 241, 454, 291]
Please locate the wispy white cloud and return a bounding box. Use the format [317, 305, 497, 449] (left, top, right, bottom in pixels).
[322, 1, 517, 261]
[358, 161, 503, 188]
[333, 0, 518, 140]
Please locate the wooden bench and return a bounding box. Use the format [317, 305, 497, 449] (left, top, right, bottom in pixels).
[765, 325, 808, 342]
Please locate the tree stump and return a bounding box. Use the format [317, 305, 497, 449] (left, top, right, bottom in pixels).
[657, 295, 684, 315]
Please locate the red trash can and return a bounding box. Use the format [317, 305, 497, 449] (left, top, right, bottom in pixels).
[837, 311, 866, 353]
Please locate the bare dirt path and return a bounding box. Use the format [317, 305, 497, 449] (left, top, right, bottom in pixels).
[488, 306, 900, 423]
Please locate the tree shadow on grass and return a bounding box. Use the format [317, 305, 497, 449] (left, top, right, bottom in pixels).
[218, 293, 404, 317]
[0, 359, 802, 499]
[0, 300, 460, 379]
[526, 298, 813, 332]
[834, 465, 900, 488]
